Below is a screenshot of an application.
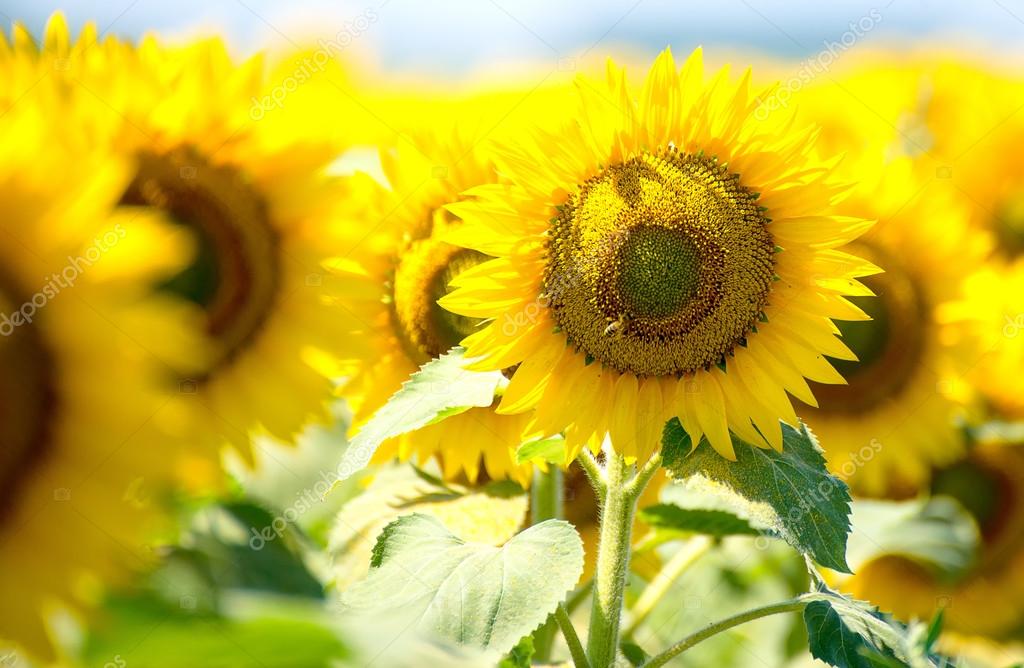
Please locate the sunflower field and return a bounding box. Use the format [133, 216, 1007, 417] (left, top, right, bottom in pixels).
[2, 3, 1024, 667]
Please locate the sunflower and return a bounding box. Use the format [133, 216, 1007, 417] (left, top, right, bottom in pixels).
[793, 159, 990, 497]
[325, 127, 536, 486]
[0, 87, 186, 657]
[938, 261, 1024, 420]
[438, 48, 876, 463]
[808, 57, 1024, 261]
[846, 442, 1024, 641]
[7, 15, 358, 463]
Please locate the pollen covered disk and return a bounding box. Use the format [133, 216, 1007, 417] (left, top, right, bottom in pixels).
[544, 149, 775, 377]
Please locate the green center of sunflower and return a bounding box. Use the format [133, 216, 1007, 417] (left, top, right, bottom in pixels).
[545, 149, 775, 377]
[392, 233, 488, 363]
[122, 147, 280, 376]
[994, 190, 1024, 258]
[810, 242, 928, 413]
[0, 269, 57, 520]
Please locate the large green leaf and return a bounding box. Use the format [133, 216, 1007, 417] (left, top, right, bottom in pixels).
[803, 589, 941, 668]
[847, 498, 979, 578]
[336, 348, 506, 479]
[339, 514, 584, 655]
[661, 418, 852, 572]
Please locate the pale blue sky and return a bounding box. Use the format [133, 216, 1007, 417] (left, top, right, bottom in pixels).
[2, 0, 1023, 76]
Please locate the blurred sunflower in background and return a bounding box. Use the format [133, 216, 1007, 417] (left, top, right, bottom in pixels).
[440, 47, 876, 462]
[846, 442, 1024, 650]
[794, 158, 990, 497]
[0, 86, 187, 658]
[939, 264, 1024, 420]
[7, 15, 361, 469]
[325, 127, 537, 486]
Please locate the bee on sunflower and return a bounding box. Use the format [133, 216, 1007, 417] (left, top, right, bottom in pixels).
[0, 83, 188, 658]
[6, 14, 360, 466]
[439, 47, 877, 464]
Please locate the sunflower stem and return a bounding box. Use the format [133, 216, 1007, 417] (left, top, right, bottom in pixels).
[586, 447, 638, 668]
[576, 448, 606, 502]
[530, 465, 564, 662]
[556, 604, 591, 668]
[642, 597, 809, 667]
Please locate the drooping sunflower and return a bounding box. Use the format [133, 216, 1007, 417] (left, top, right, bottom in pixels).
[8, 15, 358, 462]
[0, 88, 186, 657]
[846, 442, 1024, 642]
[439, 48, 876, 462]
[325, 127, 537, 486]
[793, 159, 990, 497]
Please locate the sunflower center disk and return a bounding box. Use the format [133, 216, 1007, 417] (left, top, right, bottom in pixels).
[810, 243, 927, 413]
[0, 269, 57, 517]
[994, 190, 1024, 258]
[545, 150, 775, 377]
[122, 148, 280, 375]
[393, 234, 487, 363]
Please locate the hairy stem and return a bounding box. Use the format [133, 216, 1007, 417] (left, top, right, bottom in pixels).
[576, 448, 607, 502]
[586, 449, 637, 668]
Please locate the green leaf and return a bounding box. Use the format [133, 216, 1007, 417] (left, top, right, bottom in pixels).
[499, 635, 535, 668]
[638, 504, 760, 538]
[661, 418, 852, 572]
[340, 514, 584, 655]
[336, 347, 506, 479]
[515, 434, 567, 465]
[620, 640, 649, 666]
[847, 498, 979, 578]
[803, 589, 942, 668]
[328, 464, 527, 589]
[83, 592, 348, 668]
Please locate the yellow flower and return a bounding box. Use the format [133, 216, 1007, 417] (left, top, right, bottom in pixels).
[795, 159, 990, 497]
[939, 260, 1024, 420]
[326, 128, 534, 486]
[846, 442, 1024, 641]
[439, 48, 876, 462]
[804, 57, 1024, 261]
[0, 85, 184, 658]
[7, 15, 358, 463]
